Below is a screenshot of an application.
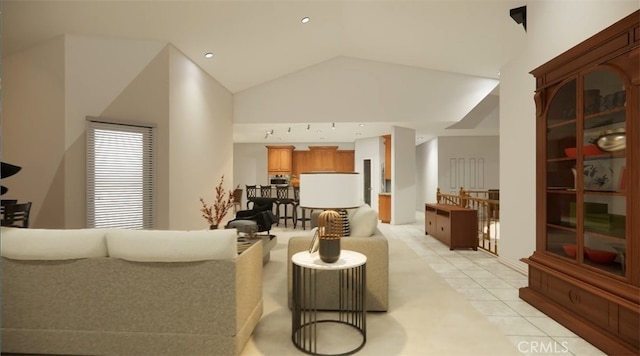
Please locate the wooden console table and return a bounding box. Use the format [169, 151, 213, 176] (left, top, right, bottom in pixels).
[425, 203, 477, 250]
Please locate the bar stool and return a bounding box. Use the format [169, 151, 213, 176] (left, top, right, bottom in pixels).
[246, 185, 258, 209]
[1, 202, 32, 228]
[275, 186, 296, 228]
[260, 185, 272, 198]
[293, 187, 311, 230]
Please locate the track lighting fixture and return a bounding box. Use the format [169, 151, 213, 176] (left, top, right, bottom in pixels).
[307, 124, 310, 130]
[270, 129, 274, 135]
[287, 127, 291, 133]
[332, 122, 335, 129]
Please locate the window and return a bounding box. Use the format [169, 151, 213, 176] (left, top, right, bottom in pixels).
[87, 119, 155, 229]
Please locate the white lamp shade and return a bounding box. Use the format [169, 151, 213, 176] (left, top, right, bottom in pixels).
[300, 172, 361, 209]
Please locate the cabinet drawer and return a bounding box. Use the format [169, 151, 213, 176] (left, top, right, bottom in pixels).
[436, 214, 451, 244]
[619, 305, 640, 347]
[544, 273, 639, 346]
[425, 210, 436, 235]
[545, 275, 609, 326]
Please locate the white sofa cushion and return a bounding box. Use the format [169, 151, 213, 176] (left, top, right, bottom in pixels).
[1, 227, 109, 260]
[106, 228, 237, 262]
[348, 204, 378, 237]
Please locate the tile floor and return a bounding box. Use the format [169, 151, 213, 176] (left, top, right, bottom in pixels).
[377, 214, 606, 356]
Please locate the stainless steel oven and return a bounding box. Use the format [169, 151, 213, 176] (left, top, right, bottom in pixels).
[269, 176, 288, 186]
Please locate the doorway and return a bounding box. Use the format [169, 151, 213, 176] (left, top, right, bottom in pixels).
[363, 159, 371, 205]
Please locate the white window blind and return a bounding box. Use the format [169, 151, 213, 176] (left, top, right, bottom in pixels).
[87, 120, 154, 229]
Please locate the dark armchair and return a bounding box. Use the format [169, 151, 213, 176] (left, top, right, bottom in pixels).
[226, 198, 277, 235]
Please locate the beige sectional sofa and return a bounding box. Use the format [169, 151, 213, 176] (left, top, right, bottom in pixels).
[1, 227, 263, 356]
[287, 204, 389, 311]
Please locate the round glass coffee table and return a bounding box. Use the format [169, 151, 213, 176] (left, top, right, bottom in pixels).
[291, 250, 366, 355]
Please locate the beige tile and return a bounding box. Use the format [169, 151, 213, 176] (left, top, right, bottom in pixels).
[504, 300, 547, 317]
[526, 317, 577, 337]
[469, 300, 520, 316]
[456, 288, 500, 301]
[474, 278, 515, 289]
[445, 277, 483, 289]
[487, 316, 547, 336]
[552, 336, 606, 356]
[487, 288, 522, 301]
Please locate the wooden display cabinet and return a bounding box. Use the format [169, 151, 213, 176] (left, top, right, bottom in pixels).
[520, 10, 639, 355]
[424, 203, 477, 250]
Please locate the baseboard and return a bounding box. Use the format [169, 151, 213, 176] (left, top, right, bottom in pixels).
[497, 256, 528, 276]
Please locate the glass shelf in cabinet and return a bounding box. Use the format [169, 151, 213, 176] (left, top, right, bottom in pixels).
[547, 119, 577, 130]
[584, 108, 625, 129]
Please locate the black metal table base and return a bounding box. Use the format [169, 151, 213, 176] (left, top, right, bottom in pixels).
[291, 261, 366, 355]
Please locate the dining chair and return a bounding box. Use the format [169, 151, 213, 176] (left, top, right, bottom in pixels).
[1, 202, 32, 228]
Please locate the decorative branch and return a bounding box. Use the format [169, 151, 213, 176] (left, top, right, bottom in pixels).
[200, 175, 236, 227]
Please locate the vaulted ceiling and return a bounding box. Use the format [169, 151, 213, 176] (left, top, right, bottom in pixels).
[2, 1, 527, 143]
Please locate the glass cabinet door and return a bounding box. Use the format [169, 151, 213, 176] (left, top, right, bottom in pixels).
[581, 69, 627, 277]
[545, 79, 577, 259]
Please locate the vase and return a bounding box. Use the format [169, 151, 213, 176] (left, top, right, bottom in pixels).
[210, 224, 219, 230]
[290, 176, 300, 187]
[319, 237, 340, 263]
[317, 210, 342, 263]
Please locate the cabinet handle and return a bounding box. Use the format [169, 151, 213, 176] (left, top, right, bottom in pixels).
[441, 227, 444, 231]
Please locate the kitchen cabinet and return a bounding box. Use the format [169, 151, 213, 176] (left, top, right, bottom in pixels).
[383, 135, 391, 180]
[292, 151, 311, 178]
[266, 145, 294, 174]
[425, 203, 477, 250]
[291, 146, 355, 177]
[519, 11, 639, 355]
[378, 194, 391, 223]
[309, 146, 337, 171]
[336, 150, 355, 172]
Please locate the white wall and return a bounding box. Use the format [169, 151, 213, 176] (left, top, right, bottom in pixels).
[498, 2, 639, 270]
[1, 36, 66, 228]
[437, 136, 499, 195]
[355, 136, 383, 212]
[416, 138, 439, 210]
[168, 46, 234, 230]
[391, 126, 416, 224]
[234, 56, 497, 126]
[2, 35, 235, 230]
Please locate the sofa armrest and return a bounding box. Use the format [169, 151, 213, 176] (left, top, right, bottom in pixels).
[287, 230, 389, 311]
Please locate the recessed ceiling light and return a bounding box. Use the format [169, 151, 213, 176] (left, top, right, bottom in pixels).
[204, 52, 214, 59]
[418, 137, 423, 140]
[359, 124, 365, 127]
[301, 17, 310, 24]
[315, 130, 322, 133]
[356, 133, 362, 136]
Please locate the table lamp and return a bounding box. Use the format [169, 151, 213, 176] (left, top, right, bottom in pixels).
[299, 172, 360, 263]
